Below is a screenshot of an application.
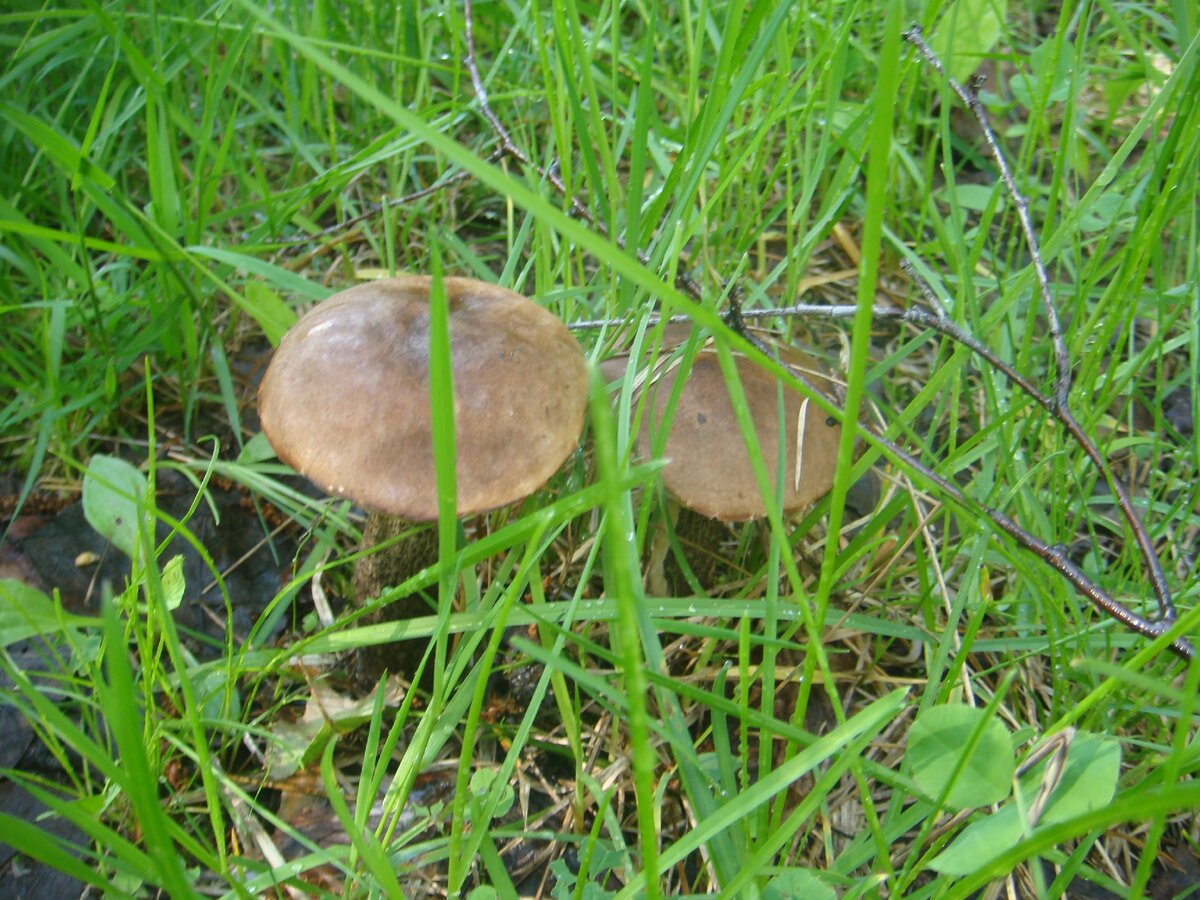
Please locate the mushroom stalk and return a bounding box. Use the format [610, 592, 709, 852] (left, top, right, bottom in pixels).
[351, 514, 441, 682]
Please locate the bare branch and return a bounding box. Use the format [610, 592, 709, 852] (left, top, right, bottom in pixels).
[904, 26, 1179, 628]
[269, 164, 487, 257]
[904, 26, 1070, 408]
[587, 297, 1194, 659]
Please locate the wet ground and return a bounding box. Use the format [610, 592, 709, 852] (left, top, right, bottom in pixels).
[0, 465, 307, 896]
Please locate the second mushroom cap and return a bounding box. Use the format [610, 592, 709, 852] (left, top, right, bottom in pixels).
[638, 336, 842, 521]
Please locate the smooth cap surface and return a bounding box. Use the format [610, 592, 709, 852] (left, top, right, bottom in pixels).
[259, 276, 589, 519]
[643, 341, 841, 521]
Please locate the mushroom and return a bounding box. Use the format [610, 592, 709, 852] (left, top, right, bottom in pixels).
[645, 341, 841, 521]
[607, 330, 842, 594]
[259, 275, 589, 679]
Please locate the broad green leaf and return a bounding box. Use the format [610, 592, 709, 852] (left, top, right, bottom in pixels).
[929, 0, 1008, 83]
[1009, 38, 1075, 108]
[943, 182, 1000, 212]
[1038, 733, 1120, 825]
[928, 799, 1022, 876]
[82, 455, 148, 560]
[190, 662, 241, 723]
[187, 246, 325, 343]
[929, 732, 1121, 875]
[265, 717, 325, 781]
[239, 430, 279, 464]
[907, 704, 1014, 810]
[242, 282, 298, 345]
[1078, 192, 1130, 233]
[0, 580, 97, 646]
[549, 849, 624, 900]
[267, 681, 403, 780]
[469, 769, 515, 819]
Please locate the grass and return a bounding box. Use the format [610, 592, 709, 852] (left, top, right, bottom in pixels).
[1, 0, 1198, 896]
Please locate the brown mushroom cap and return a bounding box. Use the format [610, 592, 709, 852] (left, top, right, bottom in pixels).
[258, 276, 589, 520]
[643, 340, 841, 521]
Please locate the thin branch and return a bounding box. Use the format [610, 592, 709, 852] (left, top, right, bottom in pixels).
[592, 299, 1195, 659]
[862, 412, 1193, 658]
[904, 26, 1070, 409]
[269, 165, 487, 253]
[904, 26, 1176, 623]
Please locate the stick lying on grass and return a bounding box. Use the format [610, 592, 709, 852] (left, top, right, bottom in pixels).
[902, 27, 1188, 657]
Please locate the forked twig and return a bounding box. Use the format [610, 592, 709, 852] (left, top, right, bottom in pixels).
[904, 25, 1181, 639]
[461, 6, 1191, 659]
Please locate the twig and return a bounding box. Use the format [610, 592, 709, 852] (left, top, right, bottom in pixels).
[268, 165, 486, 253]
[903, 26, 1178, 627]
[904, 27, 1070, 408]
[588, 294, 1194, 657]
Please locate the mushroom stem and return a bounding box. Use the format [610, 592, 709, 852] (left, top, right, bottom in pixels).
[351, 513, 442, 683]
[659, 504, 736, 596]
